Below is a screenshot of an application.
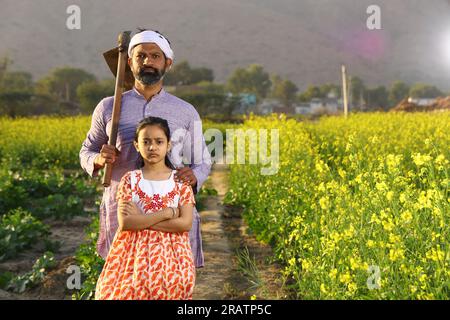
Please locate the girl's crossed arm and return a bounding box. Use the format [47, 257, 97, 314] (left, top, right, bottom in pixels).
[117, 201, 178, 232]
[116, 173, 195, 233]
[150, 203, 194, 232]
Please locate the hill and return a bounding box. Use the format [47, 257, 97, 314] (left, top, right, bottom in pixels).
[1, 0, 450, 91]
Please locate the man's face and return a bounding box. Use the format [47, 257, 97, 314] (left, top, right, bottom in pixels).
[128, 43, 173, 86]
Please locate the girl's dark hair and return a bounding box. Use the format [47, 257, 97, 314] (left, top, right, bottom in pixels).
[135, 116, 175, 169]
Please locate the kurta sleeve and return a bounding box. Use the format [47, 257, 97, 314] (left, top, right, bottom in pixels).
[187, 110, 212, 194]
[79, 99, 109, 178]
[117, 172, 132, 202]
[179, 182, 196, 206]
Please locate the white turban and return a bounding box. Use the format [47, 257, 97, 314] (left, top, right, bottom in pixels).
[128, 30, 174, 61]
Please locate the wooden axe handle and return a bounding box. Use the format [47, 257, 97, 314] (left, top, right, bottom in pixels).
[102, 31, 131, 187]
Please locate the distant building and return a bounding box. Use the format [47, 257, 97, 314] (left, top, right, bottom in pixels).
[232, 93, 257, 114]
[257, 91, 342, 115]
[257, 99, 281, 115]
[310, 97, 339, 114]
[294, 103, 312, 115]
[240, 93, 257, 105]
[407, 97, 437, 107]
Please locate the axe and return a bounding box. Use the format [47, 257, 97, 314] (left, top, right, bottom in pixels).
[101, 31, 132, 187]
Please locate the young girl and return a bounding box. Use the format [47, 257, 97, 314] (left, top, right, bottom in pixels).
[95, 116, 196, 300]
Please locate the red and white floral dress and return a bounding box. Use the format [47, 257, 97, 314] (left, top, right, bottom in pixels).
[95, 169, 196, 300]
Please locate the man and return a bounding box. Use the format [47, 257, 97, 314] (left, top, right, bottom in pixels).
[80, 29, 211, 268]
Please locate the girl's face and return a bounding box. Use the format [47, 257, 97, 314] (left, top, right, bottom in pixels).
[134, 125, 171, 165]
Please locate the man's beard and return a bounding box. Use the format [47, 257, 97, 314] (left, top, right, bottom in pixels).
[136, 67, 165, 86]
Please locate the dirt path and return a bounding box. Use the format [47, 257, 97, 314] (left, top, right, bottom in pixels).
[192, 164, 234, 299]
[193, 164, 287, 300]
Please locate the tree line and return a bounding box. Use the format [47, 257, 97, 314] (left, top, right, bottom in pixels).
[0, 55, 446, 117]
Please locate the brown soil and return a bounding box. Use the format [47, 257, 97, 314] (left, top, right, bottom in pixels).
[0, 216, 92, 300]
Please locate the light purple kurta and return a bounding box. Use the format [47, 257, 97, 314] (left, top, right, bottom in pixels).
[79, 87, 212, 267]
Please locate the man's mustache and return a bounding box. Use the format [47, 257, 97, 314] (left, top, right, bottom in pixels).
[140, 67, 158, 73]
[135, 65, 166, 85]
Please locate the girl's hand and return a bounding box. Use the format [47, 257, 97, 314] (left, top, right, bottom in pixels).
[165, 207, 180, 219]
[118, 201, 142, 216]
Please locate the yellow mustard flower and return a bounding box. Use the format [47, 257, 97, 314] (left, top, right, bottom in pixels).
[412, 153, 432, 167]
[367, 239, 376, 248]
[339, 272, 352, 284]
[400, 210, 412, 223]
[389, 248, 405, 262]
[329, 268, 338, 280]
